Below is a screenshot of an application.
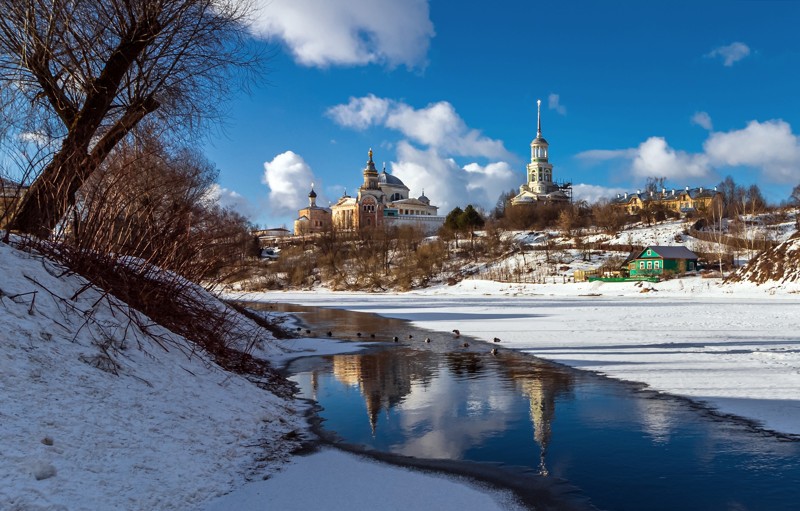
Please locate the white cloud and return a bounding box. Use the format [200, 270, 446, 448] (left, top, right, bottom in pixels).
[691, 111, 713, 131]
[704, 120, 800, 182]
[572, 184, 629, 204]
[707, 42, 751, 67]
[17, 131, 51, 146]
[390, 141, 518, 214]
[248, 0, 434, 68]
[548, 94, 566, 115]
[579, 119, 800, 185]
[631, 137, 710, 180]
[326, 94, 391, 129]
[327, 95, 511, 159]
[204, 184, 255, 219]
[262, 151, 323, 217]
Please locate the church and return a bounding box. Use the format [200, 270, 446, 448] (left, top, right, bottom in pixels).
[511, 100, 572, 205]
[293, 185, 332, 235]
[323, 149, 443, 234]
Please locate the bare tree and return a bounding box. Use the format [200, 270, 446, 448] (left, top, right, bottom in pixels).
[0, 0, 257, 237]
[69, 127, 254, 283]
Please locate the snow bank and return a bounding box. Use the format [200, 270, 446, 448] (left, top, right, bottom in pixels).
[0, 241, 306, 510]
[200, 448, 524, 511]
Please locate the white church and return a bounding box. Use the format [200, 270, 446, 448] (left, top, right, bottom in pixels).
[511, 100, 572, 205]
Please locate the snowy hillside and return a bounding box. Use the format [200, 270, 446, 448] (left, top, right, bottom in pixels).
[727, 231, 800, 286]
[0, 240, 306, 510]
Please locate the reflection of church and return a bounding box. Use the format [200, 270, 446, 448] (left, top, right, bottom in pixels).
[332, 350, 434, 434]
[294, 149, 444, 235]
[505, 359, 573, 476]
[511, 100, 572, 205]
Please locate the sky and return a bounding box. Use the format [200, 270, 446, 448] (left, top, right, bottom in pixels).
[201, 0, 800, 229]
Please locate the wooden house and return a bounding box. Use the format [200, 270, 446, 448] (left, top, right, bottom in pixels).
[627, 246, 699, 277]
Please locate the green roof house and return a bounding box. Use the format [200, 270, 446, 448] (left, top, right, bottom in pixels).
[627, 246, 699, 278]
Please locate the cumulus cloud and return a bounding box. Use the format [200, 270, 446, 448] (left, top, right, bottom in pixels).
[548, 94, 566, 115]
[578, 119, 800, 185]
[707, 42, 751, 67]
[327, 95, 511, 159]
[631, 137, 710, 180]
[572, 184, 629, 204]
[262, 151, 323, 216]
[390, 141, 518, 213]
[691, 111, 713, 131]
[249, 0, 434, 68]
[326, 94, 392, 129]
[204, 184, 255, 219]
[704, 120, 800, 182]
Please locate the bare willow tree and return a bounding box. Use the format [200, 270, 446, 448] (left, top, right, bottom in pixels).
[0, 0, 257, 237]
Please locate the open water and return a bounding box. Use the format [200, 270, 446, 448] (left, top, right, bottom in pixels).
[246, 301, 800, 511]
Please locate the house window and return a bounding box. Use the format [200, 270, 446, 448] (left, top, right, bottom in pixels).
[646, 261, 652, 269]
[639, 261, 645, 269]
[654, 261, 661, 269]
[646, 250, 652, 256]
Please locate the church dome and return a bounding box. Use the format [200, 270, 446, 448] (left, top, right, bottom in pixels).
[308, 188, 317, 198]
[418, 190, 430, 204]
[378, 170, 407, 187]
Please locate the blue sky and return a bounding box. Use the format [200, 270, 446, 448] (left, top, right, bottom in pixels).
[202, 0, 800, 228]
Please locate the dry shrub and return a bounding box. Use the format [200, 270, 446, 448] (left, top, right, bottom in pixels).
[14, 129, 289, 393]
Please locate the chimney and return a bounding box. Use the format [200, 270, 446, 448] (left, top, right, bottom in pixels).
[650, 191, 654, 197]
[685, 186, 689, 191]
[671, 189, 675, 195]
[714, 186, 717, 191]
[699, 187, 703, 193]
[617, 193, 621, 198]
[624, 192, 628, 199]
[662, 187, 666, 195]
[637, 189, 641, 194]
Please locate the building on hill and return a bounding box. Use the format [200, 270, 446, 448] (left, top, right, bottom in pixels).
[611, 186, 722, 216]
[330, 149, 443, 233]
[294, 185, 332, 235]
[626, 246, 699, 277]
[510, 100, 572, 206]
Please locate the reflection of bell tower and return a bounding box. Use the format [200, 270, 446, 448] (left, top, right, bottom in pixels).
[503, 357, 574, 477]
[518, 379, 556, 476]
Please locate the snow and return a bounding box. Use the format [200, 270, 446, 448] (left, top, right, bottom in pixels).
[243, 276, 800, 437]
[201, 449, 524, 511]
[1, 239, 521, 511]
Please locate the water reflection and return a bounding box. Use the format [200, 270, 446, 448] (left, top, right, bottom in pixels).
[252, 301, 800, 511]
[500, 356, 574, 476]
[330, 350, 437, 434]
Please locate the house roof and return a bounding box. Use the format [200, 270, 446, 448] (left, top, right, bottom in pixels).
[637, 246, 699, 260]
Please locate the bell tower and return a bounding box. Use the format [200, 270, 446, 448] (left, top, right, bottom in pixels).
[526, 100, 554, 194]
[362, 148, 379, 190]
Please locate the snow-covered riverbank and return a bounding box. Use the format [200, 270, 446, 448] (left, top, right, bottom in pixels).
[242, 276, 800, 437]
[1, 240, 522, 511]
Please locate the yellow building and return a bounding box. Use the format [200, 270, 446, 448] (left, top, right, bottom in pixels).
[330, 149, 442, 233]
[612, 186, 721, 216]
[294, 186, 332, 235]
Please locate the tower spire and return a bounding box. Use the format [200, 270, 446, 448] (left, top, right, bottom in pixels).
[537, 99, 542, 138]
